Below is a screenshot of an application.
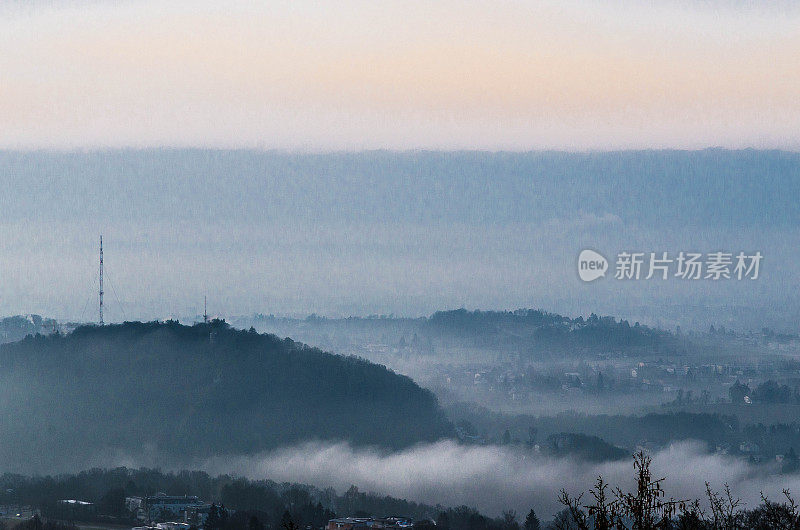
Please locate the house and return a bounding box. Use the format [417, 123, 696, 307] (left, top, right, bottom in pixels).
[739, 441, 760, 455]
[156, 522, 191, 530]
[141, 494, 204, 522]
[126, 496, 145, 519]
[185, 504, 214, 526]
[327, 517, 373, 530]
[55, 499, 95, 520]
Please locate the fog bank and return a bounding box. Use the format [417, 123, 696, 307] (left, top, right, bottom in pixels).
[204, 440, 800, 519]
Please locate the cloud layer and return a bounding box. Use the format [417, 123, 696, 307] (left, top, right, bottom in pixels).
[203, 440, 800, 519]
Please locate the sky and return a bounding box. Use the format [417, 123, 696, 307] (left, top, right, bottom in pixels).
[0, 150, 797, 331]
[0, 3, 798, 330]
[1, 0, 799, 150]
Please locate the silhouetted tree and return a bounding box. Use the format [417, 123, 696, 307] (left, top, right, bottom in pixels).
[502, 510, 520, 530]
[524, 509, 541, 530]
[502, 429, 512, 445]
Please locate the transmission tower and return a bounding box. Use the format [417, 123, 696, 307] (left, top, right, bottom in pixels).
[99, 235, 104, 325]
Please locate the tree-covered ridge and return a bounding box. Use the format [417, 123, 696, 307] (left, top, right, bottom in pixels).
[0, 320, 453, 472]
[426, 309, 676, 354]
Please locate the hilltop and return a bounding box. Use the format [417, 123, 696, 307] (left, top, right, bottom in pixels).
[0, 320, 453, 473]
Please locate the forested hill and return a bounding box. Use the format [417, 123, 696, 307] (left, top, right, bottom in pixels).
[425, 309, 676, 353]
[0, 320, 453, 473]
[249, 309, 684, 359]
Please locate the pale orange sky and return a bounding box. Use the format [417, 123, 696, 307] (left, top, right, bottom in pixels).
[1, 0, 799, 150]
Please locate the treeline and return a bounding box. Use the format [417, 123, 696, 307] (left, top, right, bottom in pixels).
[435, 506, 541, 530]
[0, 467, 435, 527]
[426, 310, 677, 355]
[0, 315, 59, 344]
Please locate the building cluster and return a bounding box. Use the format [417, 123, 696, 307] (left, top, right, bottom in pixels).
[37, 492, 436, 530]
[119, 494, 435, 530]
[434, 354, 787, 405]
[126, 494, 213, 528]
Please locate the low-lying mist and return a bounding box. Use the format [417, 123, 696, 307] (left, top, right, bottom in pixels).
[203, 440, 800, 520]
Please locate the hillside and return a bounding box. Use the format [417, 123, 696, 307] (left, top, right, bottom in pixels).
[0, 320, 453, 473]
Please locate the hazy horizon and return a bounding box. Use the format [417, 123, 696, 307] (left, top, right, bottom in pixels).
[1, 148, 797, 333]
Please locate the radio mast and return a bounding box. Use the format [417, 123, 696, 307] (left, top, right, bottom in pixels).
[204, 295, 208, 323]
[99, 235, 104, 325]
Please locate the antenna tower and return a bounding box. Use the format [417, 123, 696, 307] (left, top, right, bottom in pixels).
[99, 235, 104, 325]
